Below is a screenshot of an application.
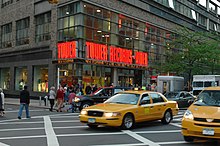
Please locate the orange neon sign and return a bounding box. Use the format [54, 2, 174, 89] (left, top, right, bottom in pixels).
[110, 46, 132, 64]
[57, 41, 76, 59]
[86, 42, 108, 61]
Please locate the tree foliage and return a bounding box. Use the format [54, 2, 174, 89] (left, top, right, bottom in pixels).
[161, 27, 220, 90]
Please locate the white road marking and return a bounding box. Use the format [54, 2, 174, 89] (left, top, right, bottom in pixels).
[122, 130, 160, 146]
[91, 143, 146, 146]
[50, 115, 79, 118]
[136, 130, 181, 134]
[0, 142, 10, 146]
[170, 123, 182, 128]
[0, 120, 79, 125]
[44, 116, 59, 146]
[0, 127, 44, 132]
[173, 118, 182, 121]
[0, 121, 44, 125]
[0, 126, 87, 132]
[173, 115, 183, 118]
[0, 135, 46, 140]
[5, 110, 46, 113]
[157, 141, 187, 145]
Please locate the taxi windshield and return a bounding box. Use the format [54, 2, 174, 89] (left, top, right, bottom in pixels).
[194, 90, 220, 107]
[104, 93, 140, 105]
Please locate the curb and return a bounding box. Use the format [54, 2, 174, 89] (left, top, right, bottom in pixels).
[5, 102, 50, 109]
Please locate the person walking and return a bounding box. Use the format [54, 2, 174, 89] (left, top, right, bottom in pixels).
[0, 88, 5, 117]
[18, 85, 30, 119]
[56, 85, 64, 112]
[48, 86, 56, 112]
[85, 83, 92, 95]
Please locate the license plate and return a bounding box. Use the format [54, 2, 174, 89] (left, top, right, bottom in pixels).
[202, 129, 214, 136]
[88, 118, 96, 123]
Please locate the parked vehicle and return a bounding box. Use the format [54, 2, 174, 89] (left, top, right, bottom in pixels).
[164, 91, 196, 108]
[79, 90, 179, 129]
[73, 86, 132, 111]
[157, 76, 184, 94]
[192, 75, 220, 95]
[182, 86, 220, 142]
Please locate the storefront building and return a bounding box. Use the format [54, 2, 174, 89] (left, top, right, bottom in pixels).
[0, 0, 219, 97]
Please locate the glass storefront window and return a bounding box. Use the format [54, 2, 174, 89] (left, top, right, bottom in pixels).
[33, 66, 48, 92]
[15, 67, 27, 90]
[0, 68, 10, 90]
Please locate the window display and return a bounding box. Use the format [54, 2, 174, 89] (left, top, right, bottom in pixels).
[33, 66, 48, 92]
[0, 68, 10, 89]
[15, 67, 27, 90]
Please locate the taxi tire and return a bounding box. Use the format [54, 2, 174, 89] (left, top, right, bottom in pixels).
[80, 102, 92, 111]
[161, 110, 172, 124]
[87, 124, 98, 129]
[183, 136, 194, 142]
[121, 113, 134, 130]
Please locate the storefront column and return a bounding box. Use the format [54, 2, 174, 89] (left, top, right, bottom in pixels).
[113, 68, 118, 86]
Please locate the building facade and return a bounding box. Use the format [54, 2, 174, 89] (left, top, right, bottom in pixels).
[0, 0, 219, 97]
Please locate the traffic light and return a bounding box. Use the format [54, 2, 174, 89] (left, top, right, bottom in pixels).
[48, 0, 58, 4]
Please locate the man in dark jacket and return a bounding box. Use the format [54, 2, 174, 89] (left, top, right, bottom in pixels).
[18, 85, 30, 119]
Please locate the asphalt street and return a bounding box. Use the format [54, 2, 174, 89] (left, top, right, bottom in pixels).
[0, 104, 219, 146]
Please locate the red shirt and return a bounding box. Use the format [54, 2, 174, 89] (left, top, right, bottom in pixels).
[56, 89, 64, 99]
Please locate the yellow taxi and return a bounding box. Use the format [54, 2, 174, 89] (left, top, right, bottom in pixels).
[182, 86, 220, 142]
[79, 90, 179, 129]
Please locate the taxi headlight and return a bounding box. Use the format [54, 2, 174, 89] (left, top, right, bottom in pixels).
[183, 110, 194, 120]
[104, 112, 121, 117]
[74, 97, 80, 102]
[80, 110, 87, 115]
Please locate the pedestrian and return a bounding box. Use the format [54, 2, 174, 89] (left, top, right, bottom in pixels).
[0, 88, 5, 117]
[18, 85, 30, 119]
[48, 86, 56, 112]
[85, 83, 92, 95]
[92, 84, 98, 93]
[76, 88, 82, 96]
[64, 86, 69, 103]
[68, 90, 76, 112]
[56, 85, 64, 112]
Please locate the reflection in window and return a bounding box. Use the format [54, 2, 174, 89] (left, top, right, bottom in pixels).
[199, 0, 207, 7]
[35, 12, 51, 43]
[0, 68, 10, 90]
[1, 23, 12, 48]
[16, 17, 30, 46]
[15, 67, 27, 91]
[33, 66, 48, 92]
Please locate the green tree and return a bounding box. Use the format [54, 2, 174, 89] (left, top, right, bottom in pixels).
[161, 27, 220, 90]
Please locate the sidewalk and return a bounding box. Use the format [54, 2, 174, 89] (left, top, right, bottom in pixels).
[5, 97, 50, 109]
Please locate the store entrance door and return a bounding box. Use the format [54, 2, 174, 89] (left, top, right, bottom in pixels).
[118, 76, 133, 87]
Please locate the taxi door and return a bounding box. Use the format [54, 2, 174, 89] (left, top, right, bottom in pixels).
[149, 93, 167, 119]
[137, 93, 155, 122]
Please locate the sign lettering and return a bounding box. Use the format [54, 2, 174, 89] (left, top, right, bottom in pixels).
[58, 41, 76, 59]
[86, 42, 108, 61]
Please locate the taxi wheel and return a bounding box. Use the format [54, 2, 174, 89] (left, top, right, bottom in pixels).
[121, 113, 134, 130]
[80, 102, 92, 111]
[87, 124, 98, 129]
[161, 110, 172, 124]
[183, 136, 194, 142]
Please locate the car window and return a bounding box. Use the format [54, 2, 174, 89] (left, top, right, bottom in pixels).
[150, 93, 165, 103]
[140, 94, 150, 104]
[105, 93, 140, 105]
[114, 89, 123, 94]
